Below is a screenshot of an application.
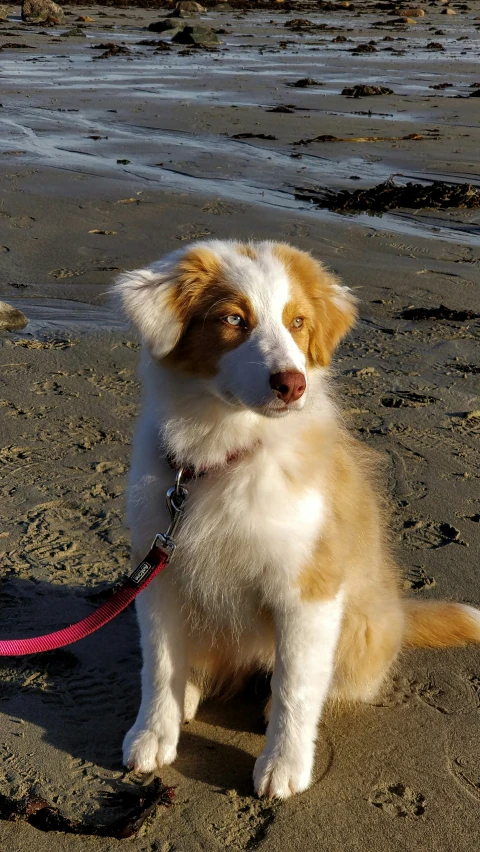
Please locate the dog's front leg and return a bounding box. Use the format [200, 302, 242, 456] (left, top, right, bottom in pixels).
[123, 576, 187, 774]
[254, 591, 344, 799]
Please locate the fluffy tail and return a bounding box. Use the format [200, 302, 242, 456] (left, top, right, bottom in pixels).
[403, 601, 480, 649]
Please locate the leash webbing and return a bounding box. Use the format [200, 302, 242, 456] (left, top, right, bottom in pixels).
[0, 543, 170, 657]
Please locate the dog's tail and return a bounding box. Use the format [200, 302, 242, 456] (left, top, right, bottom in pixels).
[403, 601, 480, 648]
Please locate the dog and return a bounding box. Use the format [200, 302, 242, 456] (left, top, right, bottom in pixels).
[115, 240, 480, 799]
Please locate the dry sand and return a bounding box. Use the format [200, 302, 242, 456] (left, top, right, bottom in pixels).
[0, 1, 479, 850]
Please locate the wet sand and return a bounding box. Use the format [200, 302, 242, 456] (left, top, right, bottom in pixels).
[0, 2, 479, 850]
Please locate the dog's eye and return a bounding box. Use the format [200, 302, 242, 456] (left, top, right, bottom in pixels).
[223, 315, 243, 328]
[291, 317, 304, 329]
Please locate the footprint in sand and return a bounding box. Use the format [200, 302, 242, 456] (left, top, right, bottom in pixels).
[369, 783, 426, 818]
[175, 223, 212, 241]
[202, 199, 246, 216]
[403, 565, 436, 591]
[49, 268, 84, 279]
[380, 390, 438, 408]
[402, 519, 467, 549]
[211, 790, 277, 849]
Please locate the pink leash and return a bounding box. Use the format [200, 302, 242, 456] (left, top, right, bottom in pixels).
[0, 468, 190, 657]
[0, 540, 172, 656]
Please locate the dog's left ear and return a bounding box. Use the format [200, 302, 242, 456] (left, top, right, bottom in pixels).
[113, 245, 223, 360]
[112, 253, 184, 359]
[308, 265, 358, 368]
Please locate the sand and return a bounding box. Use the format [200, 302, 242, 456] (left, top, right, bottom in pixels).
[0, 1, 479, 849]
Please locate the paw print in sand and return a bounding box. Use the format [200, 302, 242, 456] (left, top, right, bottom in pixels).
[369, 783, 425, 818]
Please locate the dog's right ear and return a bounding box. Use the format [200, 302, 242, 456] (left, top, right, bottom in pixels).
[113, 255, 183, 359]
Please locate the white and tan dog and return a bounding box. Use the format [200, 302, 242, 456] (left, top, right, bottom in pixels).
[115, 240, 480, 799]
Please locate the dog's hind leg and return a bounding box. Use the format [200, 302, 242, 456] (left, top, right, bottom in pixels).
[332, 602, 404, 703]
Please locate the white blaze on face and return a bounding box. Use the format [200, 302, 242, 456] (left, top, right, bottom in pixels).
[211, 243, 307, 414]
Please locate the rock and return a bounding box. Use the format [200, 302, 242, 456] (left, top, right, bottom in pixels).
[285, 18, 314, 29]
[442, 6, 456, 12]
[0, 302, 28, 331]
[76, 16, 95, 23]
[212, 2, 233, 9]
[148, 18, 185, 33]
[399, 16, 417, 22]
[337, 1, 350, 6]
[174, 0, 205, 12]
[290, 77, 321, 87]
[61, 27, 87, 38]
[469, 89, 480, 97]
[172, 25, 221, 45]
[0, 5, 9, 21]
[342, 84, 394, 96]
[21, 0, 64, 23]
[352, 43, 377, 52]
[397, 7, 425, 15]
[266, 105, 295, 113]
[95, 42, 131, 58]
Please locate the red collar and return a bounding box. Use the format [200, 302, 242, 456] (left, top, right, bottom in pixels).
[166, 446, 257, 481]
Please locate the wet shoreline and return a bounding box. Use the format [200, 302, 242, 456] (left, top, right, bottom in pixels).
[1, 1, 479, 292]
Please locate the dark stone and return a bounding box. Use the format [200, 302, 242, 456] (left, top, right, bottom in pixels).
[342, 84, 394, 97]
[148, 18, 185, 33]
[172, 25, 221, 45]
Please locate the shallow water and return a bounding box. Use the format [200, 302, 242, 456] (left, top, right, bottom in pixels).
[0, 8, 479, 250]
[7, 299, 127, 334]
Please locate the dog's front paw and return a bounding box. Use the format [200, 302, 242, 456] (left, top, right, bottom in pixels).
[253, 748, 313, 799]
[123, 726, 178, 774]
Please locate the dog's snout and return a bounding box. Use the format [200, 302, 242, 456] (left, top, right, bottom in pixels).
[270, 371, 306, 404]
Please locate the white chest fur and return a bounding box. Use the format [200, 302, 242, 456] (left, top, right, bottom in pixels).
[128, 421, 326, 635]
[170, 453, 325, 631]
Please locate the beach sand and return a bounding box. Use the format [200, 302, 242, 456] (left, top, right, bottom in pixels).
[0, 2, 479, 849]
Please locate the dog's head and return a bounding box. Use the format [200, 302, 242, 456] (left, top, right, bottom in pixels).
[115, 241, 357, 417]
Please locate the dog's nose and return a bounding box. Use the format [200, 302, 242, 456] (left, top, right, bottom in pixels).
[270, 371, 306, 404]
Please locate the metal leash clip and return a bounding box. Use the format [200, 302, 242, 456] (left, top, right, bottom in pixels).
[165, 467, 189, 540]
[150, 468, 189, 559]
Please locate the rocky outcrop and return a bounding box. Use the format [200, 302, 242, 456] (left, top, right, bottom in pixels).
[21, 0, 64, 24]
[0, 302, 28, 331]
[174, 1, 205, 14]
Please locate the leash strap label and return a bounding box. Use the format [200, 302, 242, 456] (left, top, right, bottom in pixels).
[130, 557, 157, 587]
[128, 540, 173, 588]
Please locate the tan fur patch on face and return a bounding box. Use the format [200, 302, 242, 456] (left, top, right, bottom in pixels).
[273, 244, 357, 366]
[164, 247, 256, 378]
[281, 282, 314, 363]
